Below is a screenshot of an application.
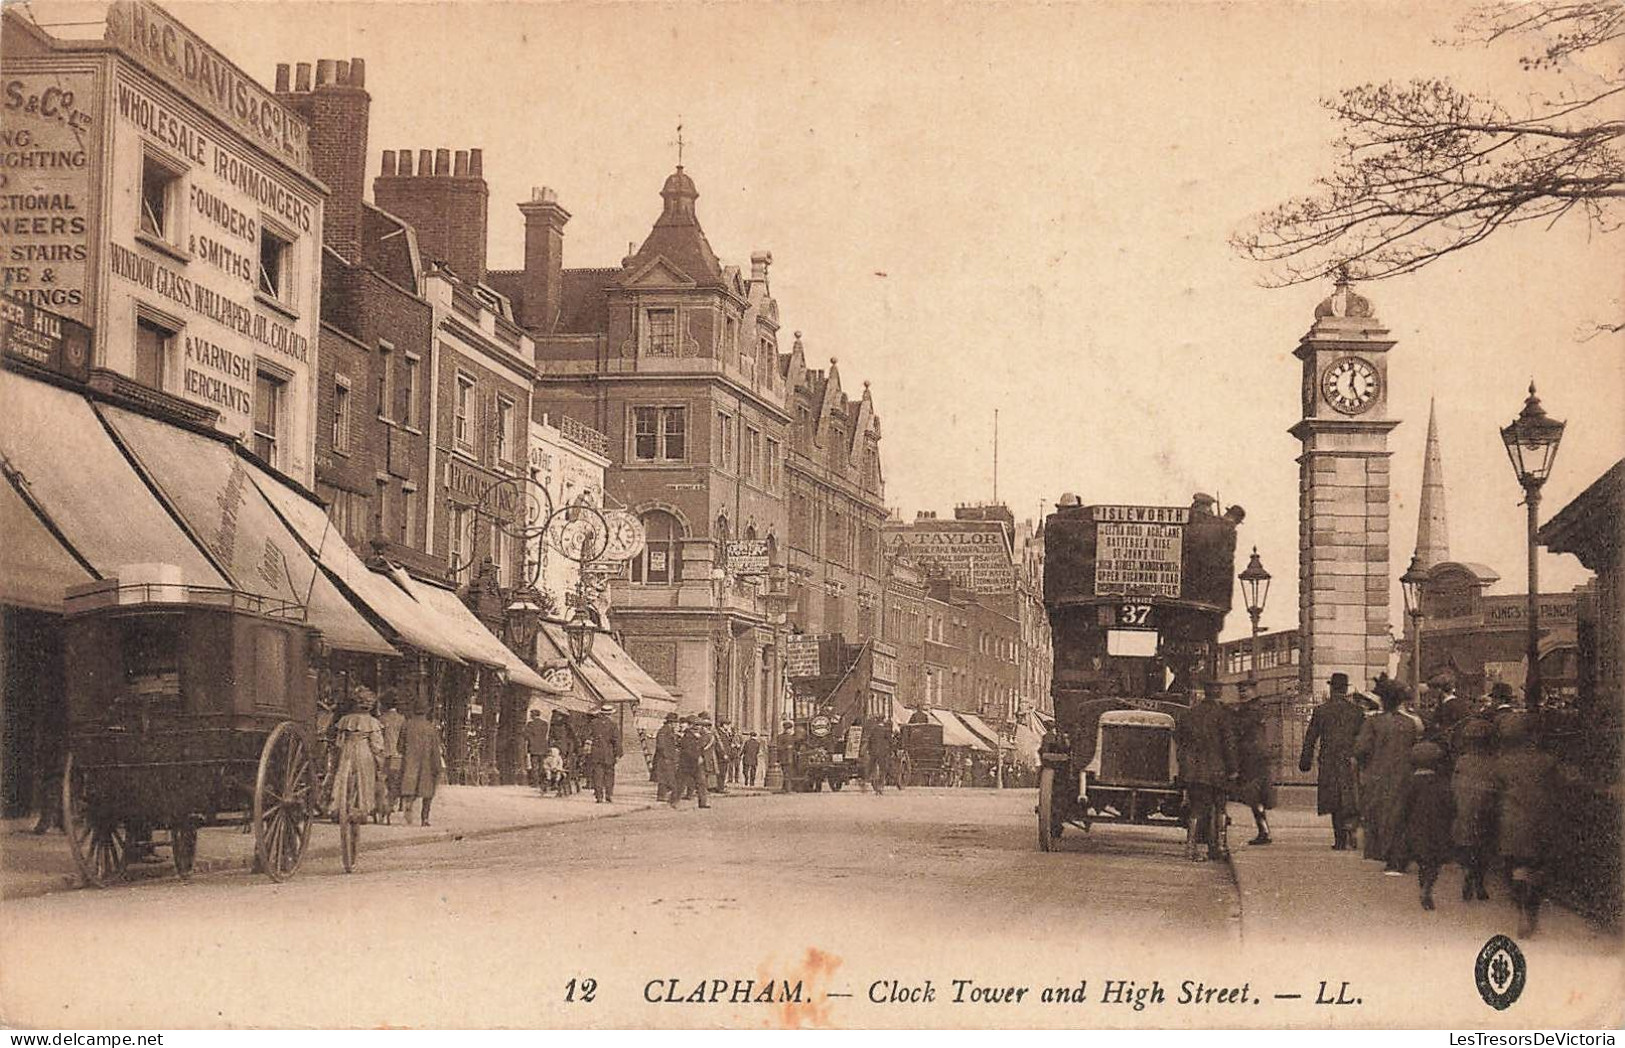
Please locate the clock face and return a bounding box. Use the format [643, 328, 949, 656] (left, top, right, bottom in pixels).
[1322, 356, 1380, 414]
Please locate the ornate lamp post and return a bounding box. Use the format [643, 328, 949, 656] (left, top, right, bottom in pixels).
[1400, 552, 1428, 693]
[564, 599, 597, 665]
[1238, 547, 1271, 683]
[1500, 383, 1566, 710]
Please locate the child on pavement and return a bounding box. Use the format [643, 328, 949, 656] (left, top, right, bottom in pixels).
[542, 746, 565, 796]
[1394, 741, 1454, 911]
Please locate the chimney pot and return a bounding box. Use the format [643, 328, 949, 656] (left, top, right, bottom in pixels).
[295, 62, 312, 91]
[335, 60, 350, 86]
[454, 150, 469, 177]
[315, 58, 335, 86]
[350, 58, 366, 88]
[418, 149, 433, 177]
[397, 149, 413, 176]
[469, 148, 483, 177]
[434, 148, 451, 176]
[381, 150, 397, 176]
[274, 63, 290, 92]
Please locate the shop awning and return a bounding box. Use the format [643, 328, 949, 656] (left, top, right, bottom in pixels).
[96, 404, 394, 656]
[537, 622, 638, 706]
[0, 473, 94, 611]
[926, 709, 991, 751]
[391, 570, 555, 693]
[957, 712, 1003, 751]
[533, 625, 616, 714]
[589, 633, 677, 715]
[889, 695, 914, 726]
[247, 466, 464, 663]
[0, 373, 225, 598]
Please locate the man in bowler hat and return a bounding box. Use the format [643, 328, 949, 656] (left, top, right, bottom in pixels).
[1300, 672, 1366, 850]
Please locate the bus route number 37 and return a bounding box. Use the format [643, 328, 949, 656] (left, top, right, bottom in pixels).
[1118, 604, 1152, 626]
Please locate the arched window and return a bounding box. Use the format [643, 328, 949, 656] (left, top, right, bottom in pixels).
[632, 510, 683, 584]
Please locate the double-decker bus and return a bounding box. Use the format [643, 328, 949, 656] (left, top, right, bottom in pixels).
[1036, 494, 1243, 853]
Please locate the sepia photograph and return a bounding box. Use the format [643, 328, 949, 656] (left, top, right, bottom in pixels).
[0, 0, 1621, 1032]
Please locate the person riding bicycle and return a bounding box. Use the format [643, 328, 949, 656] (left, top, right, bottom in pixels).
[332, 686, 387, 826]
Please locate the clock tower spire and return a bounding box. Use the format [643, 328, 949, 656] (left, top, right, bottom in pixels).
[1290, 273, 1401, 703]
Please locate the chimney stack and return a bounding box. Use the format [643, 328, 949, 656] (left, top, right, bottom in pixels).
[517, 185, 570, 333]
[374, 145, 492, 285]
[274, 55, 371, 262]
[751, 251, 772, 283]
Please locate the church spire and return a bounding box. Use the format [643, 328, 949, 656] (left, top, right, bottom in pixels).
[1415, 398, 1450, 569]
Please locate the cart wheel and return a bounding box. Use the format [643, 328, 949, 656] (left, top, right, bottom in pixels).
[1037, 767, 1059, 853]
[337, 768, 361, 874]
[62, 753, 128, 888]
[171, 821, 197, 881]
[253, 722, 315, 883]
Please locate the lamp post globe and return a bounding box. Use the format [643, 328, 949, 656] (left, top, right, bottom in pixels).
[1500, 383, 1565, 711]
[1400, 552, 1429, 691]
[1238, 547, 1270, 682]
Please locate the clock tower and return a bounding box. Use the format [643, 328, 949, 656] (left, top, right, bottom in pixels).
[1290, 274, 1400, 702]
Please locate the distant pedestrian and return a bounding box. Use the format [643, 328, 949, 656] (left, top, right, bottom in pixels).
[523, 709, 551, 791]
[775, 721, 798, 793]
[1354, 678, 1419, 873]
[712, 721, 734, 794]
[377, 691, 406, 823]
[1451, 717, 1498, 902]
[893, 747, 911, 789]
[1176, 681, 1237, 862]
[1230, 680, 1275, 845]
[741, 733, 762, 787]
[586, 705, 622, 803]
[399, 698, 444, 827]
[1300, 673, 1366, 851]
[1494, 714, 1560, 937]
[332, 686, 386, 827]
[1394, 741, 1454, 910]
[861, 717, 893, 796]
[677, 713, 714, 809]
[653, 712, 681, 802]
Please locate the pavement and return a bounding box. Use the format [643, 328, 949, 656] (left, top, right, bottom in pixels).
[0, 778, 773, 900]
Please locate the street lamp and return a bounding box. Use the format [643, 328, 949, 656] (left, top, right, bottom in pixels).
[1400, 552, 1428, 692]
[1500, 382, 1566, 711]
[1238, 547, 1271, 683]
[564, 602, 597, 665]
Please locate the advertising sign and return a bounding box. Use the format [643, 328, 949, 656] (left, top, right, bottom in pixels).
[104, 1, 311, 172]
[726, 539, 770, 577]
[890, 522, 1014, 594]
[784, 634, 822, 679]
[1094, 507, 1184, 599]
[1, 295, 90, 381]
[1, 68, 100, 323]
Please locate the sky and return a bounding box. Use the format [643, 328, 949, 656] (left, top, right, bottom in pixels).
[34, 0, 1623, 641]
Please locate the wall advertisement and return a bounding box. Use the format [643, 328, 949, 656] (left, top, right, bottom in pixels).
[103, 71, 319, 479]
[891, 523, 1014, 595]
[1, 67, 100, 324]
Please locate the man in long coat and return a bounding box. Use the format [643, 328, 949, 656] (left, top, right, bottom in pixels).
[399, 698, 444, 827]
[653, 712, 681, 802]
[585, 705, 622, 803]
[523, 709, 551, 790]
[1176, 681, 1237, 861]
[1354, 679, 1419, 871]
[1299, 672, 1366, 850]
[861, 717, 894, 796]
[676, 713, 714, 809]
[774, 721, 798, 793]
[741, 733, 762, 787]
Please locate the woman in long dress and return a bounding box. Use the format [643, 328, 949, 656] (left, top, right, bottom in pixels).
[332, 686, 386, 825]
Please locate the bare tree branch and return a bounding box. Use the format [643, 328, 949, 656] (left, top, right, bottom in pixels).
[1235, 0, 1625, 300]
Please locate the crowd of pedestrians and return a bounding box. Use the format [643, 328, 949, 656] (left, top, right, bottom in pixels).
[321, 686, 445, 828]
[1300, 672, 1565, 934]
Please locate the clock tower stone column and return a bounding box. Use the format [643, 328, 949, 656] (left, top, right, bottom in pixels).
[1291, 276, 1400, 702]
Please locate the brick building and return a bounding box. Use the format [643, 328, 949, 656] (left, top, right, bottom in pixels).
[491, 167, 792, 732]
[273, 59, 437, 575]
